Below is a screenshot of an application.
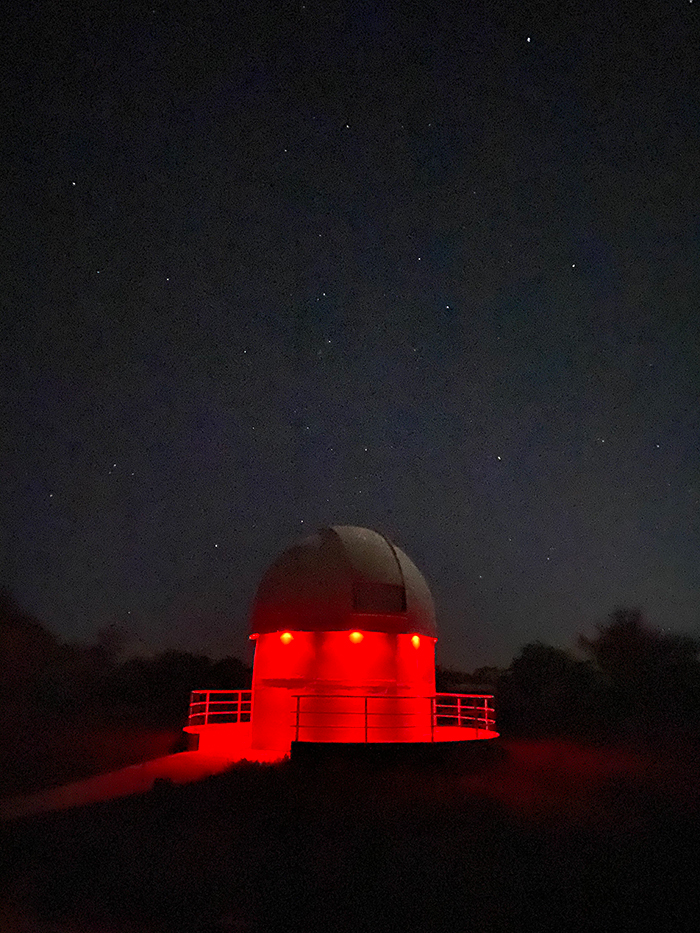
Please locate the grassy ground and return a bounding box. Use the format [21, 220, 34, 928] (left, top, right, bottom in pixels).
[2, 738, 699, 933]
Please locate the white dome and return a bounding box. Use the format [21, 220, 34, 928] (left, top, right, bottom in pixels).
[250, 525, 437, 638]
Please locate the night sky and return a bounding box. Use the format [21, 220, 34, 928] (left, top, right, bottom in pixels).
[2, 1, 698, 670]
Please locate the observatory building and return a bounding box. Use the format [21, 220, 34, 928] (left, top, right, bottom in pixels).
[185, 526, 497, 760]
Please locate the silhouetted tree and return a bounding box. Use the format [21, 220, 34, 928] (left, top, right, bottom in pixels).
[95, 622, 130, 663]
[0, 589, 255, 792]
[210, 655, 253, 689]
[0, 587, 61, 697]
[471, 666, 503, 687]
[579, 607, 700, 732]
[499, 642, 601, 737]
[435, 665, 474, 693]
[105, 651, 253, 726]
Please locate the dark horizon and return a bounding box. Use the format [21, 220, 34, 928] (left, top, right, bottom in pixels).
[3, 1, 698, 671]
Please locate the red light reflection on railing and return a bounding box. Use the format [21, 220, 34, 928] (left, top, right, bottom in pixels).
[188, 690, 252, 726]
[433, 693, 496, 734]
[291, 693, 495, 742]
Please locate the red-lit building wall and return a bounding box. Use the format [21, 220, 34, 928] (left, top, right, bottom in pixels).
[250, 630, 436, 749]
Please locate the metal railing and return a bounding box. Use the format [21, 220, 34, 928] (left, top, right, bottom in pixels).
[433, 693, 496, 734]
[188, 690, 252, 726]
[291, 693, 496, 742]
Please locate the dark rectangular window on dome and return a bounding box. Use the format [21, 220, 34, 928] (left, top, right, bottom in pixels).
[353, 581, 406, 614]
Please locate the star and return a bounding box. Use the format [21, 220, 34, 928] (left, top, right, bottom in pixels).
[6, 0, 698, 677]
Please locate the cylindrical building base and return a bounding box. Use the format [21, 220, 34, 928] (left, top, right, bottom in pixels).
[290, 738, 502, 767]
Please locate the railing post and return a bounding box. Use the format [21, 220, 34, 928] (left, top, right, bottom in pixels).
[431, 697, 435, 742]
[295, 696, 300, 742]
[204, 691, 210, 726]
[364, 696, 368, 743]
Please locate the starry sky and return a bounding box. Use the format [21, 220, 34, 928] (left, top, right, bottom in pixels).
[2, 0, 699, 670]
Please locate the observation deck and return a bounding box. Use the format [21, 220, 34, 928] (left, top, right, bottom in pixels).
[184, 689, 497, 753]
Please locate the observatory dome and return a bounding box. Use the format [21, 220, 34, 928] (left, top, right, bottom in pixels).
[251, 525, 437, 638]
